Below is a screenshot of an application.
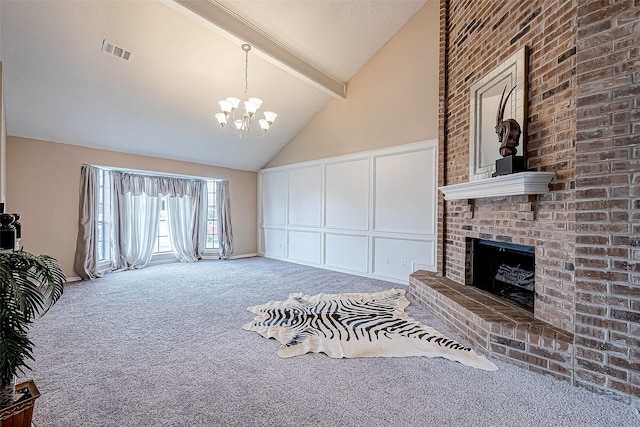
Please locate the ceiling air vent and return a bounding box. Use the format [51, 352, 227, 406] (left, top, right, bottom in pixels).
[101, 39, 133, 61]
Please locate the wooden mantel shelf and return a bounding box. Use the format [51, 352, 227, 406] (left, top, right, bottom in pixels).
[438, 172, 556, 200]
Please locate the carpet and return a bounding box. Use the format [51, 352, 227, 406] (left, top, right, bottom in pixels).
[243, 288, 498, 371]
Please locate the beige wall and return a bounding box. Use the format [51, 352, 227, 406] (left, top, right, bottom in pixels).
[266, 0, 439, 168]
[6, 136, 257, 278]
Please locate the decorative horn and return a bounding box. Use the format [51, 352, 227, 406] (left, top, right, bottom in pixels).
[499, 85, 517, 124]
[496, 85, 507, 128]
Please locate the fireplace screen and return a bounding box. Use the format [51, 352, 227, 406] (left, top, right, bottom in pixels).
[471, 239, 535, 312]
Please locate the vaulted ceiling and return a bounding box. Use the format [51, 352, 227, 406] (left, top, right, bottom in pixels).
[0, 0, 426, 171]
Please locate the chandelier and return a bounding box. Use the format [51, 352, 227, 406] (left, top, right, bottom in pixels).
[215, 44, 277, 138]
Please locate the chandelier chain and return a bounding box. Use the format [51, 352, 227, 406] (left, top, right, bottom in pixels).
[244, 45, 249, 94]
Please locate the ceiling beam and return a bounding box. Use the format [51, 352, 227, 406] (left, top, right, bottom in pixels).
[172, 0, 347, 99]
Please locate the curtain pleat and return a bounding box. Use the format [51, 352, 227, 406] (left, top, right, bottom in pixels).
[216, 180, 233, 260]
[112, 183, 161, 270]
[126, 193, 160, 269]
[73, 165, 101, 280]
[165, 179, 207, 262]
[114, 172, 202, 198]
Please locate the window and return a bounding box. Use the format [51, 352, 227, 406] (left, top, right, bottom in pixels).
[151, 179, 218, 254]
[97, 169, 111, 261]
[152, 198, 172, 254]
[96, 171, 219, 261]
[206, 180, 218, 250]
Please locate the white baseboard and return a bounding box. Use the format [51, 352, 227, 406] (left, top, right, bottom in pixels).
[259, 255, 408, 286]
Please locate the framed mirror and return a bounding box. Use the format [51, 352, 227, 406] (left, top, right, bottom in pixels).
[468, 46, 528, 181]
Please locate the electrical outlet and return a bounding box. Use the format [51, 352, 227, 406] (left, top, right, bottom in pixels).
[401, 260, 407, 267]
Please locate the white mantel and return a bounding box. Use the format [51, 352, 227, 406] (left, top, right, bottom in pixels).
[438, 172, 556, 200]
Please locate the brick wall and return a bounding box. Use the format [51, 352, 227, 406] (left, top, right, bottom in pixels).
[438, 0, 640, 407]
[574, 0, 640, 406]
[439, 0, 577, 332]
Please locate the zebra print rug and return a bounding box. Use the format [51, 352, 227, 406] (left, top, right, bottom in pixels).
[243, 289, 498, 371]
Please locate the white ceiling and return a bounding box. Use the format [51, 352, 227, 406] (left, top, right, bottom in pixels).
[0, 0, 426, 171]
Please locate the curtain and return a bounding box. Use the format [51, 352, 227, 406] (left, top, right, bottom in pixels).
[216, 180, 233, 259]
[111, 172, 161, 270]
[74, 165, 101, 280]
[166, 179, 207, 262]
[75, 167, 210, 276]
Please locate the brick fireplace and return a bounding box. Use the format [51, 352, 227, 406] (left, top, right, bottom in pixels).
[409, 0, 640, 407]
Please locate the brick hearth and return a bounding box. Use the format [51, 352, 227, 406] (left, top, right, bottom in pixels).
[409, 271, 574, 382]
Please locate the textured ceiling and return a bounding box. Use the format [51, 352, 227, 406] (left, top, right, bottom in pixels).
[0, 0, 426, 171]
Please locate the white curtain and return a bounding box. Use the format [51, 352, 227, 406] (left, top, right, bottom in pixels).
[74, 165, 101, 279]
[166, 180, 207, 262]
[111, 171, 207, 268]
[216, 180, 233, 259]
[112, 176, 161, 270]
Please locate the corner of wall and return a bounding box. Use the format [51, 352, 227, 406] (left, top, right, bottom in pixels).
[266, 0, 439, 168]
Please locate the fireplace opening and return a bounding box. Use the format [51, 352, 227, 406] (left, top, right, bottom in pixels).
[470, 239, 535, 312]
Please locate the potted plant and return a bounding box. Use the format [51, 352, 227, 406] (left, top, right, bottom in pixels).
[0, 249, 65, 426]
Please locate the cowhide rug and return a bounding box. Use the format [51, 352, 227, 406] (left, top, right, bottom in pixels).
[243, 289, 498, 371]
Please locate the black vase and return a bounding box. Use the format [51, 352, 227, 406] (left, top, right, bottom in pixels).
[0, 213, 16, 250]
[12, 213, 21, 239]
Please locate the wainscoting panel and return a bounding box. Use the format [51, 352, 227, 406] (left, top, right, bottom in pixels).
[288, 165, 322, 227]
[373, 147, 436, 235]
[258, 140, 438, 284]
[373, 237, 435, 282]
[259, 170, 287, 226]
[288, 230, 321, 265]
[262, 228, 286, 259]
[324, 233, 369, 273]
[325, 158, 369, 230]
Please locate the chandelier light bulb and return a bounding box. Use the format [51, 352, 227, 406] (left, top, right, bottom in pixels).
[259, 119, 269, 132]
[248, 97, 263, 109]
[226, 97, 241, 110]
[215, 113, 228, 126]
[263, 111, 277, 125]
[218, 100, 233, 113]
[244, 100, 258, 117]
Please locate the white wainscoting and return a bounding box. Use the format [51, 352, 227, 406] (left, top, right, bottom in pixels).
[258, 140, 437, 285]
[288, 230, 322, 264]
[288, 166, 322, 227]
[324, 233, 369, 273]
[325, 158, 370, 230]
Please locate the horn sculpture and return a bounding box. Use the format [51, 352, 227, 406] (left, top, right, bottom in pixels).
[495, 85, 522, 157]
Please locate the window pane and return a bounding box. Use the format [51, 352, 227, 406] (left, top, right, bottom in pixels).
[158, 220, 169, 237]
[158, 236, 172, 253]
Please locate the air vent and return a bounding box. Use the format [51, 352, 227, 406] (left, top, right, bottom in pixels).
[101, 39, 133, 61]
